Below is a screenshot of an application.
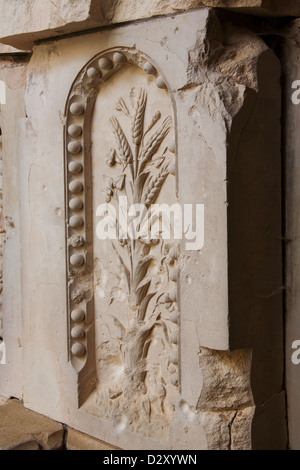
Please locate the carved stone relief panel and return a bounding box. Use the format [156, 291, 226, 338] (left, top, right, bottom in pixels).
[65, 48, 179, 440]
[8, 9, 284, 450]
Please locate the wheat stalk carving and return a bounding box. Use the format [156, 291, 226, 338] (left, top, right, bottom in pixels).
[105, 88, 174, 393]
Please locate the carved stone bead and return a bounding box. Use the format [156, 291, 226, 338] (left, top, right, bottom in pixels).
[71, 343, 86, 357]
[169, 141, 176, 153]
[68, 124, 82, 138]
[87, 67, 101, 79]
[170, 332, 178, 345]
[143, 61, 156, 75]
[68, 141, 82, 154]
[71, 309, 85, 322]
[71, 326, 85, 340]
[68, 161, 82, 175]
[166, 254, 174, 265]
[70, 102, 84, 116]
[71, 289, 85, 304]
[69, 181, 83, 193]
[168, 163, 176, 176]
[170, 311, 179, 324]
[169, 247, 178, 260]
[70, 254, 84, 267]
[169, 289, 177, 302]
[171, 373, 179, 386]
[113, 52, 127, 64]
[169, 353, 179, 365]
[70, 215, 84, 228]
[69, 235, 84, 247]
[99, 57, 113, 70]
[169, 269, 178, 282]
[156, 76, 167, 89]
[69, 198, 83, 211]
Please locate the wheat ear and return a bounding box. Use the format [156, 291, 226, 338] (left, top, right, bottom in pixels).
[144, 111, 161, 136]
[139, 117, 171, 171]
[110, 117, 133, 163]
[132, 89, 147, 146]
[143, 166, 169, 205]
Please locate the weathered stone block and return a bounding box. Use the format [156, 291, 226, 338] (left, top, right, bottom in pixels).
[66, 427, 121, 450]
[0, 1, 300, 50]
[0, 7, 284, 450]
[0, 399, 64, 450]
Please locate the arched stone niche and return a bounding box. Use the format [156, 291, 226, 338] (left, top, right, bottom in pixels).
[65, 47, 180, 440]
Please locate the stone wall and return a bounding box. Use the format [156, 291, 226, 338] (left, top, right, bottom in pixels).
[0, 0, 298, 450]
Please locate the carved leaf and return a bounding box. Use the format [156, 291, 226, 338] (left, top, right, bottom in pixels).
[145, 111, 161, 135]
[135, 278, 151, 304]
[142, 399, 151, 421]
[138, 292, 156, 322]
[133, 170, 150, 203]
[133, 256, 153, 290]
[112, 316, 126, 337]
[111, 242, 131, 291]
[153, 156, 165, 168]
[114, 174, 126, 190]
[116, 97, 131, 118]
[161, 321, 169, 343]
[142, 338, 152, 359]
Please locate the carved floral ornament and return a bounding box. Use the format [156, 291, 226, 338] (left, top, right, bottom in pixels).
[64, 48, 179, 415]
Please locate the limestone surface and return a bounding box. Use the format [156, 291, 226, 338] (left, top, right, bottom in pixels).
[0, 6, 286, 451]
[0, 399, 64, 450]
[66, 427, 121, 450]
[0, 0, 299, 50]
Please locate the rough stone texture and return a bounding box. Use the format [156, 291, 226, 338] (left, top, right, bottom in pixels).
[0, 0, 300, 50]
[0, 6, 285, 451]
[231, 407, 254, 451]
[0, 399, 64, 450]
[66, 427, 121, 450]
[197, 348, 253, 411]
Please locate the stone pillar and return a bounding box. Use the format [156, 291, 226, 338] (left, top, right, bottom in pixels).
[0, 1, 291, 450]
[0, 52, 30, 389]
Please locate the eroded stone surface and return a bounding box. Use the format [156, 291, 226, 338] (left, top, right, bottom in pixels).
[0, 399, 64, 450]
[66, 427, 121, 450]
[197, 348, 253, 411]
[0, 0, 300, 50]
